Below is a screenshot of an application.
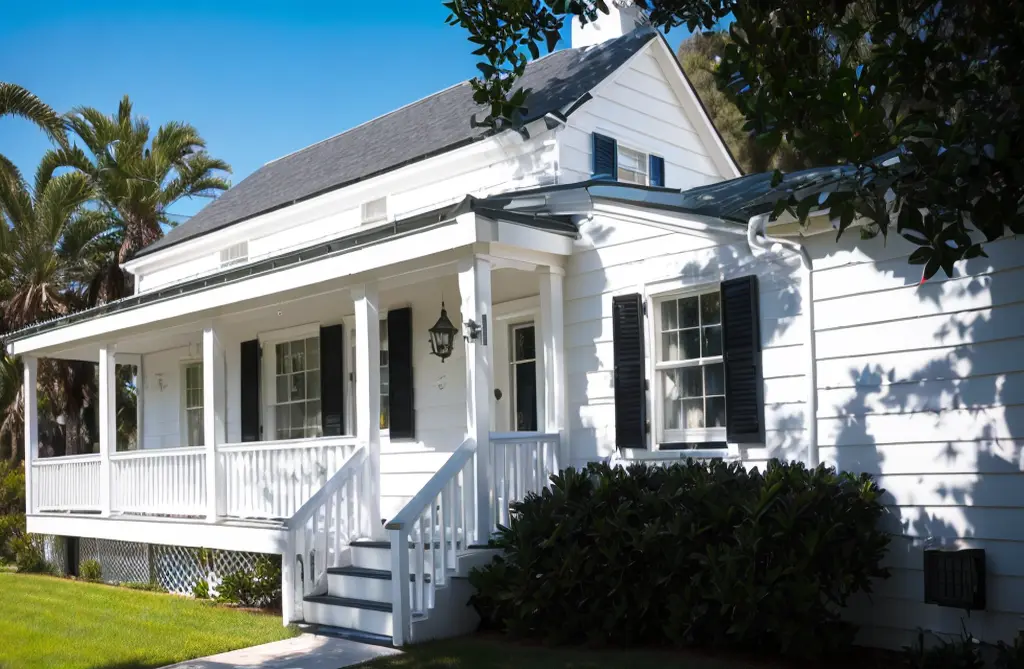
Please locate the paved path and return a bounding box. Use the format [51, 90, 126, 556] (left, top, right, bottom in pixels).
[163, 633, 401, 669]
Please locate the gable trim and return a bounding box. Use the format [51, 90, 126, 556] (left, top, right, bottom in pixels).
[648, 35, 742, 179]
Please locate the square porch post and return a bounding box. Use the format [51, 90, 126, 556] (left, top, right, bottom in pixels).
[352, 284, 383, 539]
[23, 356, 38, 515]
[203, 327, 227, 521]
[459, 255, 493, 544]
[537, 267, 567, 467]
[98, 345, 116, 516]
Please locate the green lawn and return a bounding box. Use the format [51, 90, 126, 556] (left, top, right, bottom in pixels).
[0, 572, 297, 669]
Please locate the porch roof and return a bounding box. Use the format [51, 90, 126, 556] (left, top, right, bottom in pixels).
[3, 197, 575, 348]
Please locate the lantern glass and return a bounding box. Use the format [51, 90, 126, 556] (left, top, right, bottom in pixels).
[428, 303, 458, 362]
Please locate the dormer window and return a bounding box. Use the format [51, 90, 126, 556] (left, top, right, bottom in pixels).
[361, 196, 388, 225]
[219, 242, 249, 268]
[592, 133, 665, 187]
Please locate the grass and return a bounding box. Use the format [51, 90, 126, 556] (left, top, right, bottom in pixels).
[0, 572, 298, 669]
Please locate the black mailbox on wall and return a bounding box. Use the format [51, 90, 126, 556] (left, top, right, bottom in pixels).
[923, 548, 986, 610]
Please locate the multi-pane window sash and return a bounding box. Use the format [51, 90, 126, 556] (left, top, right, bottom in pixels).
[654, 287, 727, 445]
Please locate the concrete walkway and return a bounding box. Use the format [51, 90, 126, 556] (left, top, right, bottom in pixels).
[163, 633, 401, 669]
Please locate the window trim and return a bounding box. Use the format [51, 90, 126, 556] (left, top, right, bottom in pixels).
[647, 282, 731, 452]
[616, 144, 650, 186]
[180, 360, 204, 448]
[343, 315, 392, 437]
[258, 323, 322, 442]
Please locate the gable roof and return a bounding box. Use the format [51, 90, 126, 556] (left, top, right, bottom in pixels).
[138, 28, 659, 259]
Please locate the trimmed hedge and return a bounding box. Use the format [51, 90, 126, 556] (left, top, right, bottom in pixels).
[469, 459, 890, 657]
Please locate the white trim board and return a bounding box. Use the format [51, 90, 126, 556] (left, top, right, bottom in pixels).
[27, 514, 288, 554]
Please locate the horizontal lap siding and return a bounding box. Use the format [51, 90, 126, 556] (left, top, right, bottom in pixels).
[806, 233, 1024, 646]
[566, 207, 806, 465]
[558, 50, 722, 189]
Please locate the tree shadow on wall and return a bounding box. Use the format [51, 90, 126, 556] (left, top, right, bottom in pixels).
[821, 236, 1024, 647]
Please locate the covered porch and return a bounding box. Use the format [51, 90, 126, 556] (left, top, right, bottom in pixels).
[12, 207, 569, 550]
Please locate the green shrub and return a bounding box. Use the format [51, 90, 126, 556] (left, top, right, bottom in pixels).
[216, 555, 281, 608]
[10, 536, 50, 574]
[193, 578, 210, 599]
[0, 462, 26, 564]
[469, 459, 890, 657]
[903, 630, 984, 669]
[997, 633, 1024, 669]
[79, 559, 103, 582]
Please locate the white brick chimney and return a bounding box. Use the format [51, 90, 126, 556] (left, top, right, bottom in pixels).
[571, 1, 645, 48]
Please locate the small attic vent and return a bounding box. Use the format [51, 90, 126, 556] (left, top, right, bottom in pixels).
[219, 241, 249, 268]
[361, 197, 388, 224]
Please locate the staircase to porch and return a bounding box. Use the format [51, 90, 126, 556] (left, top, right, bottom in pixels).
[286, 432, 560, 646]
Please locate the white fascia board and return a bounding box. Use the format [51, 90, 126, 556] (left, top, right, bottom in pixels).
[592, 200, 747, 237]
[27, 514, 287, 554]
[647, 37, 743, 179]
[476, 214, 575, 256]
[9, 215, 480, 357]
[123, 120, 554, 276]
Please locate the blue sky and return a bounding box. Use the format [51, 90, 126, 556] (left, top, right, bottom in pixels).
[0, 1, 693, 216]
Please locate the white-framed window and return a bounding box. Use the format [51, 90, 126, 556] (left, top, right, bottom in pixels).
[346, 319, 392, 433]
[379, 320, 390, 430]
[219, 241, 249, 268]
[617, 145, 649, 185]
[269, 335, 322, 440]
[653, 287, 726, 445]
[182, 362, 204, 447]
[361, 196, 388, 224]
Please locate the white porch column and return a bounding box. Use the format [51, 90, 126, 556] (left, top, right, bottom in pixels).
[203, 327, 226, 521]
[537, 268, 567, 466]
[352, 284, 383, 539]
[459, 255, 493, 544]
[23, 356, 38, 515]
[98, 345, 116, 516]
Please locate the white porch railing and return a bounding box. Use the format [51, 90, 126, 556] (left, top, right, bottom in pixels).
[489, 431, 561, 530]
[219, 436, 359, 519]
[284, 445, 367, 623]
[30, 454, 102, 513]
[110, 447, 207, 517]
[386, 437, 476, 647]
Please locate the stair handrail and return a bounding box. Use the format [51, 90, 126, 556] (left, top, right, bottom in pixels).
[386, 437, 476, 646]
[283, 444, 368, 623]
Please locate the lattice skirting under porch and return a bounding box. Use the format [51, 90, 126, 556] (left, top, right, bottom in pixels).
[43, 535, 266, 596]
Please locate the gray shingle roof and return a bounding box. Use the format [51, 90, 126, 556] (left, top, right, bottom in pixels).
[139, 28, 658, 258]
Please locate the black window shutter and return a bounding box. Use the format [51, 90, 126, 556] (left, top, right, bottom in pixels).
[649, 154, 665, 187]
[612, 293, 647, 448]
[240, 339, 261, 442]
[721, 275, 764, 443]
[387, 307, 414, 439]
[592, 133, 618, 180]
[320, 325, 345, 436]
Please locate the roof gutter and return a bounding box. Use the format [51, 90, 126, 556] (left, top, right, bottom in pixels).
[745, 214, 819, 469]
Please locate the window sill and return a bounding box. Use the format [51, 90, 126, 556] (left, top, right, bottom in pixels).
[618, 447, 737, 462]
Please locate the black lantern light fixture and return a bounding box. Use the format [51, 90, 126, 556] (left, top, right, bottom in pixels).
[428, 301, 458, 362]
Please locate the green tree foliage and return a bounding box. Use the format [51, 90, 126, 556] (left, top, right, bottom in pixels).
[0, 83, 67, 187]
[60, 96, 231, 301]
[445, 1, 1024, 280]
[677, 32, 804, 174]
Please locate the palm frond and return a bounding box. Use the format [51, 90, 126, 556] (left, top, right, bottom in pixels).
[0, 82, 68, 148]
[33, 146, 94, 200]
[36, 172, 93, 243]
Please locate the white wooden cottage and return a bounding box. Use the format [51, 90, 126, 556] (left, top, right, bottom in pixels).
[7, 6, 1023, 649]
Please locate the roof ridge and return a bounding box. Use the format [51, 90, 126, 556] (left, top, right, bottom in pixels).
[263, 43, 588, 167]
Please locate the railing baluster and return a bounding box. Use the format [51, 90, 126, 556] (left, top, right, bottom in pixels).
[414, 518, 425, 613]
[442, 480, 452, 581]
[429, 494, 438, 607]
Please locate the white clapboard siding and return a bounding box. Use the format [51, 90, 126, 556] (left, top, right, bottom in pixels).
[558, 47, 727, 190]
[801, 233, 1024, 647]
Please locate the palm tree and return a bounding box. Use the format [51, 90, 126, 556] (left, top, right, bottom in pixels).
[62, 95, 231, 301]
[0, 154, 113, 454]
[0, 356, 23, 462]
[0, 83, 67, 186]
